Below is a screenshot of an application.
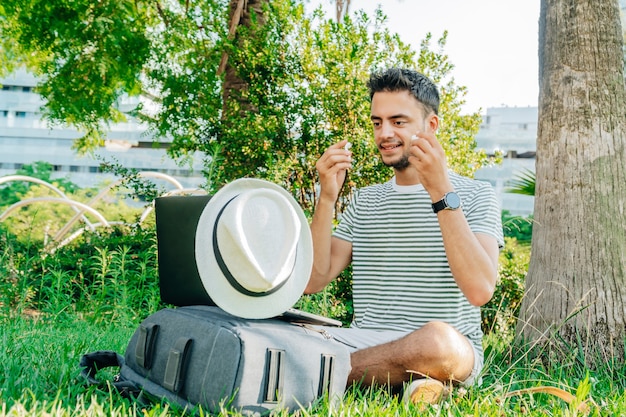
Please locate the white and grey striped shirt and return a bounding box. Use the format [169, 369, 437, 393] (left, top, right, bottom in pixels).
[333, 173, 504, 352]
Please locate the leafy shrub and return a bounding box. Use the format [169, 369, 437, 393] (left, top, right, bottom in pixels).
[482, 237, 530, 338]
[0, 224, 46, 310]
[480, 212, 533, 338]
[502, 211, 534, 244]
[297, 266, 353, 326]
[1, 224, 162, 324]
[2, 181, 532, 335]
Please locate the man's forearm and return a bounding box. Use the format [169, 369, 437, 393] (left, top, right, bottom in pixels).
[436, 210, 499, 306]
[305, 197, 337, 294]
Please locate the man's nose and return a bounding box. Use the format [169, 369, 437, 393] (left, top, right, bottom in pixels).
[380, 121, 395, 138]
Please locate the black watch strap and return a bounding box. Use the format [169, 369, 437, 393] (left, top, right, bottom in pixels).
[431, 199, 447, 214]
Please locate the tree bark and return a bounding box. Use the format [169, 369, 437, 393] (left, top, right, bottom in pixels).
[336, 0, 351, 23]
[517, 0, 626, 364]
[221, 0, 266, 116]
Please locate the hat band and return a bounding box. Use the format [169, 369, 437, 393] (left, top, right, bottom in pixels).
[212, 195, 293, 298]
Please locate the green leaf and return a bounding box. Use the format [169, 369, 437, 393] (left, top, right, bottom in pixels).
[507, 168, 536, 196]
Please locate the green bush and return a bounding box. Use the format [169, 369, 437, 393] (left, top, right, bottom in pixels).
[297, 266, 353, 326]
[0, 224, 41, 311]
[480, 212, 533, 338]
[2, 170, 533, 335]
[0, 224, 162, 323]
[502, 211, 534, 244]
[482, 237, 530, 338]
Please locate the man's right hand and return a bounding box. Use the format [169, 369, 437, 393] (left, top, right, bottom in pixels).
[315, 139, 352, 203]
[308, 139, 354, 294]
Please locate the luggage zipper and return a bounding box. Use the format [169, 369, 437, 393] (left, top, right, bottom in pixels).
[298, 324, 334, 340]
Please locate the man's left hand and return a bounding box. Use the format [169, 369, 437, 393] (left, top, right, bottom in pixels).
[408, 131, 453, 201]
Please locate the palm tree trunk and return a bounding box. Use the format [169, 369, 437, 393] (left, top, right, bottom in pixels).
[517, 0, 626, 365]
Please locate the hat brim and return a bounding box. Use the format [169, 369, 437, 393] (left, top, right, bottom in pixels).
[195, 178, 313, 319]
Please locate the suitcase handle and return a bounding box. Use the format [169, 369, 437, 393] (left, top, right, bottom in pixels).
[79, 350, 140, 397]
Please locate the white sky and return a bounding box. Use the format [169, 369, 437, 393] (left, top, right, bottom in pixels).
[309, 0, 541, 114]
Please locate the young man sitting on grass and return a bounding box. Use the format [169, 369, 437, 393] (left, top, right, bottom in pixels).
[306, 67, 504, 405]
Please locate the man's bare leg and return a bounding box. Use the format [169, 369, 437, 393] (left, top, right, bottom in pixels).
[348, 321, 475, 387]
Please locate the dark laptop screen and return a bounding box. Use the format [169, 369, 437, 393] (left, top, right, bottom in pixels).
[154, 194, 215, 306]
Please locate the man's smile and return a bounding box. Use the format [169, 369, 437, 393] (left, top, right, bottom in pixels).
[379, 141, 404, 152]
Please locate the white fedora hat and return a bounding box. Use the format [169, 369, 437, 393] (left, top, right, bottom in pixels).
[195, 178, 313, 319]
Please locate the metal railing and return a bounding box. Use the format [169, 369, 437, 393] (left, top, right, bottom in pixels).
[0, 173, 206, 252]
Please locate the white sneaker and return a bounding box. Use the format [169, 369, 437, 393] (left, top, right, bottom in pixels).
[403, 378, 448, 406]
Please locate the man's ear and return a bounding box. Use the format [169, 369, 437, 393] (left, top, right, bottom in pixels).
[426, 113, 439, 133]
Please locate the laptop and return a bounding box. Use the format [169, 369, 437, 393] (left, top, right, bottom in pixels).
[154, 194, 342, 327]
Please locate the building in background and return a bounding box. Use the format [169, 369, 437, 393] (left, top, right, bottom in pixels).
[474, 106, 537, 217]
[0, 69, 205, 191]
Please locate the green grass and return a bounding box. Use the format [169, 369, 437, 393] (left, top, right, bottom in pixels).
[1, 226, 625, 416]
[1, 313, 625, 416]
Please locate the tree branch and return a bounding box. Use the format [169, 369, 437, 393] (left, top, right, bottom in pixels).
[217, 0, 247, 76]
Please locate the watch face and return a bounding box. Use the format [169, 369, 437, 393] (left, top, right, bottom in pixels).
[445, 192, 461, 209]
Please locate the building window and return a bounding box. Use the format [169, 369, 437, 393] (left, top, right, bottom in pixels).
[15, 111, 27, 118]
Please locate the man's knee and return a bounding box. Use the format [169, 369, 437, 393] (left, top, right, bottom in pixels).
[404, 321, 474, 381]
[405, 321, 464, 353]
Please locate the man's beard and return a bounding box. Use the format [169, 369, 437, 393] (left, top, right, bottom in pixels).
[383, 153, 411, 170]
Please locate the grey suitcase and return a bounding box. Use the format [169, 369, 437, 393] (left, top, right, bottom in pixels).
[81, 305, 351, 415]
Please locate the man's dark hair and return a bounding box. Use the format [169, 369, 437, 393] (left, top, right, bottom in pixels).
[367, 68, 440, 116]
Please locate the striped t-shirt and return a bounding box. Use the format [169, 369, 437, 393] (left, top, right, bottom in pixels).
[333, 173, 504, 352]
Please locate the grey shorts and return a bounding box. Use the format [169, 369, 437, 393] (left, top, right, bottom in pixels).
[318, 326, 483, 386]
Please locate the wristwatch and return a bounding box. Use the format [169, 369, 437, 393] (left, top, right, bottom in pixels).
[432, 191, 461, 213]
